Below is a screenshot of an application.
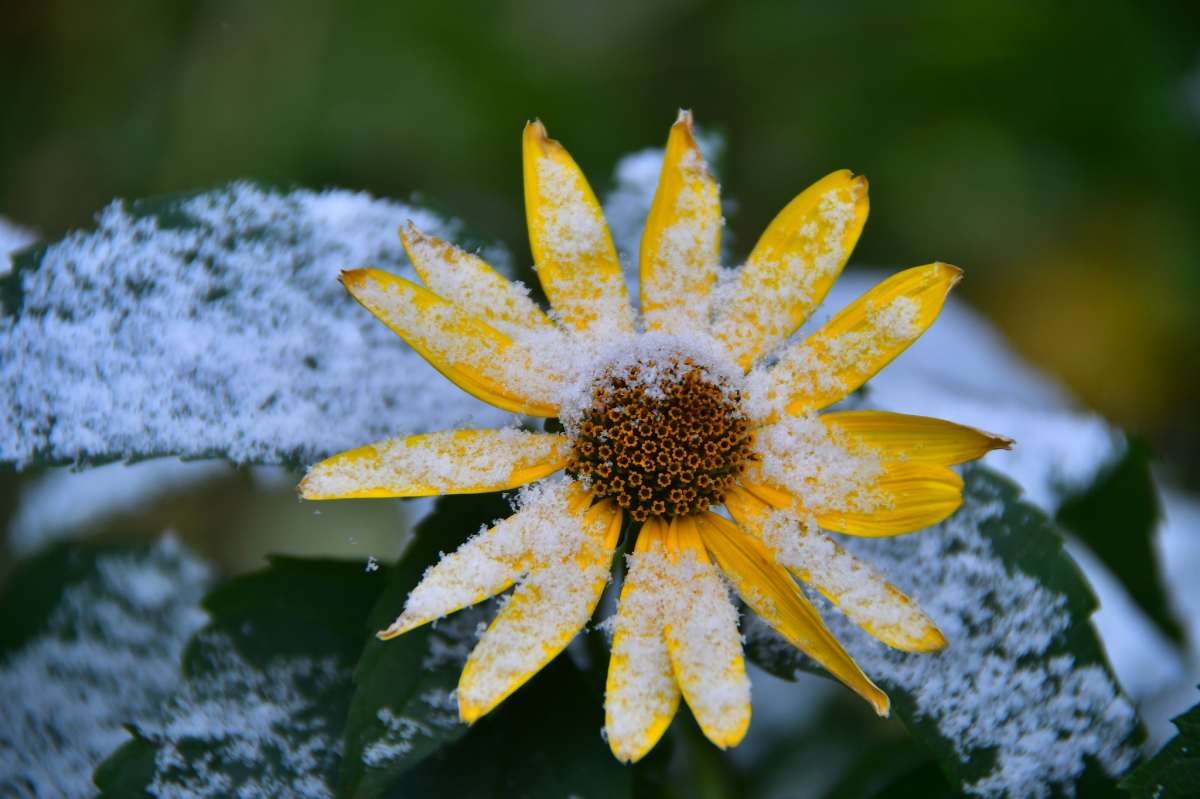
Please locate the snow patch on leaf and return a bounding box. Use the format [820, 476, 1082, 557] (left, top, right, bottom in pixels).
[142, 631, 352, 799]
[0, 183, 512, 470]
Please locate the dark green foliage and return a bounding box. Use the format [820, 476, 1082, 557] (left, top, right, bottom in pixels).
[1057, 436, 1182, 642]
[0, 541, 106, 653]
[384, 656, 631, 799]
[1123, 691, 1200, 798]
[93, 732, 157, 798]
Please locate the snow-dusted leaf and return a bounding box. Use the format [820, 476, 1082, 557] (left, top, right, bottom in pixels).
[1057, 437, 1181, 643]
[340, 492, 514, 798]
[386, 655, 631, 799]
[0, 182, 515, 471]
[744, 465, 1138, 799]
[93, 555, 387, 798]
[0, 537, 212, 799]
[1122, 689, 1200, 798]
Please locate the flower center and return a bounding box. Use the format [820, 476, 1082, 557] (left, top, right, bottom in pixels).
[569, 357, 755, 521]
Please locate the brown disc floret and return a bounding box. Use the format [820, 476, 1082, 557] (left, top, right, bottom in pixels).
[569, 358, 755, 521]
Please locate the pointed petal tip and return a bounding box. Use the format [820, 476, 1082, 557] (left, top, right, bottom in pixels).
[524, 118, 549, 144]
[339, 268, 367, 288]
[673, 108, 694, 128]
[941, 262, 964, 287]
[377, 616, 417, 640]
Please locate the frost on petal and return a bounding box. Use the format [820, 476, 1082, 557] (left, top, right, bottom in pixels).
[711, 171, 868, 371]
[661, 520, 751, 748]
[604, 523, 681, 763]
[606, 519, 750, 760]
[299, 429, 571, 499]
[725, 489, 945, 653]
[817, 269, 1121, 516]
[523, 121, 634, 340]
[457, 499, 616, 721]
[400, 222, 556, 341]
[745, 263, 959, 418]
[747, 412, 887, 517]
[639, 111, 722, 339]
[342, 269, 560, 416]
[382, 480, 608, 644]
[0, 183, 514, 469]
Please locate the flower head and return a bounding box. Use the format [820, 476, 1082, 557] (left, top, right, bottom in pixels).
[299, 111, 1013, 763]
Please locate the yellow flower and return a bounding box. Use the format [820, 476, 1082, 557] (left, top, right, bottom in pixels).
[299, 111, 1013, 763]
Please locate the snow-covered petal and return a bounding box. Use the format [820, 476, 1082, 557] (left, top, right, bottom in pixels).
[341, 268, 560, 416]
[378, 481, 596, 638]
[400, 222, 556, 339]
[663, 516, 751, 748]
[694, 511, 890, 715]
[712, 170, 869, 371]
[639, 111, 722, 338]
[458, 498, 620, 722]
[752, 263, 960, 417]
[815, 461, 965, 537]
[723, 486, 946, 653]
[604, 516, 681, 763]
[822, 410, 1013, 466]
[523, 120, 634, 338]
[298, 429, 571, 499]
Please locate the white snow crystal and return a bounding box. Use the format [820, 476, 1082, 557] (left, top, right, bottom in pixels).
[0, 183, 513, 470]
[0, 536, 212, 799]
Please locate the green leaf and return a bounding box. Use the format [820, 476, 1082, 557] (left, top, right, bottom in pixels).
[92, 555, 388, 797]
[0, 541, 106, 654]
[338, 491, 515, 798]
[93, 731, 157, 798]
[742, 465, 1139, 798]
[384, 655, 632, 799]
[1122, 690, 1200, 798]
[1056, 435, 1182, 643]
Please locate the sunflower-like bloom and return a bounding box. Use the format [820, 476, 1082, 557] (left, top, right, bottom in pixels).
[299, 111, 1012, 763]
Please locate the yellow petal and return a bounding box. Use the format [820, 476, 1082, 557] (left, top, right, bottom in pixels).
[663, 516, 751, 749]
[639, 110, 722, 336]
[457, 497, 619, 722]
[605, 516, 680, 763]
[298, 429, 571, 500]
[695, 511, 889, 716]
[400, 221, 556, 339]
[341, 268, 559, 416]
[756, 263, 961, 417]
[723, 486, 945, 653]
[712, 170, 869, 371]
[378, 482, 595, 639]
[816, 461, 965, 537]
[523, 120, 634, 338]
[822, 410, 1013, 466]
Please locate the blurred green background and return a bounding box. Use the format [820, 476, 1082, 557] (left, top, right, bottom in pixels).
[3, 0, 1199, 484]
